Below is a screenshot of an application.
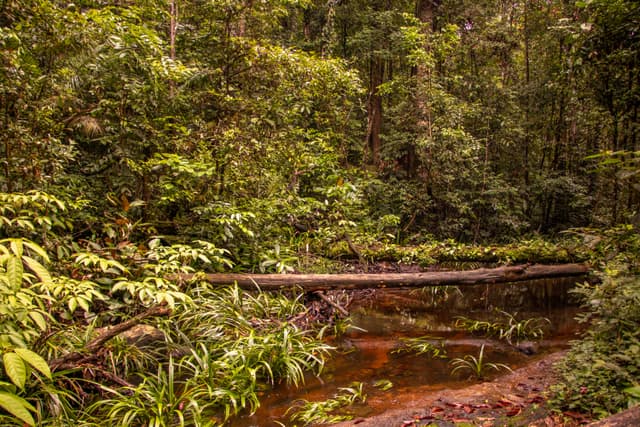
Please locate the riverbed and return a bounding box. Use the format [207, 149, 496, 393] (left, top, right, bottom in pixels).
[229, 278, 584, 426]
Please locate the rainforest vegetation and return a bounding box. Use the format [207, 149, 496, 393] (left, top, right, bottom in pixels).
[0, 0, 639, 425]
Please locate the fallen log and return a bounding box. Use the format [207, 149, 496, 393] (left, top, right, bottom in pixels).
[189, 263, 590, 292]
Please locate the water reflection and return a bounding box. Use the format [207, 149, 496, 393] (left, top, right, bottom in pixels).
[230, 278, 584, 427]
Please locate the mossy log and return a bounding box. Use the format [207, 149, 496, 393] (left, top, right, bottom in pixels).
[190, 263, 590, 292]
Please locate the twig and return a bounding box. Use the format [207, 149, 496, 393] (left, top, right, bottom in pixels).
[80, 364, 135, 387]
[314, 291, 349, 317]
[51, 305, 171, 370]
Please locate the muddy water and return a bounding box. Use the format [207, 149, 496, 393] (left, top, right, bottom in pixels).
[230, 278, 584, 427]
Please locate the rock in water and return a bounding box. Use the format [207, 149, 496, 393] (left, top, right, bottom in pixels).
[516, 341, 539, 355]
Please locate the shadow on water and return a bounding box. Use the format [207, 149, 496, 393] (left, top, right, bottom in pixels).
[229, 277, 585, 426]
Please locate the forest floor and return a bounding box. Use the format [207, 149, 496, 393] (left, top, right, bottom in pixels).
[330, 350, 590, 427]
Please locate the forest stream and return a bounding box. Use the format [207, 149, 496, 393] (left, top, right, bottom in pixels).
[229, 278, 585, 427]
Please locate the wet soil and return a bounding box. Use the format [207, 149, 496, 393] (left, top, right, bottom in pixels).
[330, 350, 590, 427]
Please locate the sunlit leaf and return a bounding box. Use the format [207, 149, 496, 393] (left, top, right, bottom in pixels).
[0, 391, 36, 426]
[68, 297, 78, 313]
[22, 256, 52, 285]
[14, 348, 51, 380]
[5, 256, 23, 289]
[28, 311, 48, 331]
[2, 353, 26, 389]
[77, 296, 90, 312]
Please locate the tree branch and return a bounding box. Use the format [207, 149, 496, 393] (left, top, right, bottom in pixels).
[50, 305, 172, 371]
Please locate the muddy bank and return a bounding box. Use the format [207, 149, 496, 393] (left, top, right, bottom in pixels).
[330, 351, 586, 427]
[588, 406, 640, 427]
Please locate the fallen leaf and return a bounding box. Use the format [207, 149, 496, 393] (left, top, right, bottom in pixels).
[445, 401, 464, 408]
[506, 406, 522, 417]
[526, 395, 545, 404]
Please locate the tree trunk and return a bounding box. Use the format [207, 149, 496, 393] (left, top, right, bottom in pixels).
[365, 57, 384, 166]
[523, 0, 531, 217]
[187, 264, 590, 292]
[412, 0, 438, 174]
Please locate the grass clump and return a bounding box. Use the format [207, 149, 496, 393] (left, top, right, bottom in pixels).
[449, 344, 512, 380]
[286, 382, 366, 426]
[84, 283, 335, 426]
[455, 310, 550, 345]
[392, 335, 448, 359]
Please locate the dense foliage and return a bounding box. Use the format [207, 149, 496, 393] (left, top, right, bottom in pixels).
[548, 228, 640, 419]
[1, 0, 639, 424]
[1, 0, 638, 246]
[551, 274, 640, 417]
[0, 193, 339, 425]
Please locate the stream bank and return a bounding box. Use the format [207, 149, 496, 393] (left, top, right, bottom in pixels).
[330, 351, 585, 427]
[230, 277, 586, 426]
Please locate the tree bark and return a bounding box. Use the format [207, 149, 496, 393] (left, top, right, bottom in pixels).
[411, 0, 438, 177]
[365, 57, 384, 166]
[190, 264, 590, 292]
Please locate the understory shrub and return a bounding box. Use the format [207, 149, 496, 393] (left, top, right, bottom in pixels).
[550, 274, 640, 418]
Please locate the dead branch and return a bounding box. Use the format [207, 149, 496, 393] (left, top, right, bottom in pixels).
[50, 305, 172, 371]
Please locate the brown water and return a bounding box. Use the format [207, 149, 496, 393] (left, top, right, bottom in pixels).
[229, 278, 584, 427]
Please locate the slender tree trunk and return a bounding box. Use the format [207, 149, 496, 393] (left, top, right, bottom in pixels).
[2, 91, 10, 192]
[523, 0, 531, 215]
[612, 116, 620, 224]
[169, 0, 177, 97]
[416, 0, 436, 28]
[365, 58, 383, 166]
[169, 0, 177, 60]
[412, 0, 438, 177]
[237, 0, 253, 37]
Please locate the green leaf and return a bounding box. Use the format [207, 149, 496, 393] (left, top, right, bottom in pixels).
[8, 240, 23, 258]
[68, 297, 78, 313]
[160, 292, 175, 308]
[27, 311, 48, 331]
[624, 386, 640, 399]
[21, 241, 49, 263]
[77, 296, 90, 313]
[22, 256, 52, 285]
[14, 348, 51, 380]
[5, 256, 24, 289]
[0, 391, 36, 426]
[2, 353, 26, 390]
[0, 381, 17, 393]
